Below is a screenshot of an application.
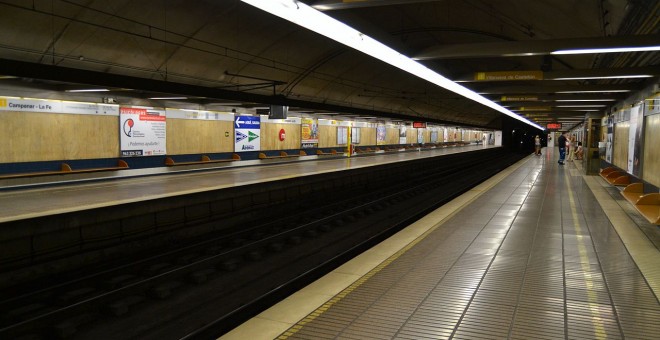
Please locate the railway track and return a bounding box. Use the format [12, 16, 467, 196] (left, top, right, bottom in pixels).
[0, 149, 524, 339]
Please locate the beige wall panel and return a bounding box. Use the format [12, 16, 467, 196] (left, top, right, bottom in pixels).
[405, 128, 416, 144]
[261, 123, 301, 150]
[318, 125, 339, 148]
[166, 119, 233, 155]
[359, 127, 376, 145]
[386, 128, 399, 144]
[643, 114, 660, 186]
[613, 122, 629, 170]
[0, 111, 118, 163]
[422, 130, 431, 143]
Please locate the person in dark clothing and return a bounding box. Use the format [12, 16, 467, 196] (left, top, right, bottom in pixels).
[557, 132, 567, 165]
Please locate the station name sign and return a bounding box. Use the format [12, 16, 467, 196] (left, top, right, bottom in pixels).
[546, 123, 562, 130]
[474, 71, 543, 81]
[500, 95, 539, 102]
[412, 121, 426, 128]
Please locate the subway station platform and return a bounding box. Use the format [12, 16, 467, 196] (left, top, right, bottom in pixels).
[223, 148, 660, 340]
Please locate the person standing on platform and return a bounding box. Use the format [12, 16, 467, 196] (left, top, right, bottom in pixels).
[534, 135, 541, 155]
[567, 134, 576, 161]
[557, 132, 567, 165]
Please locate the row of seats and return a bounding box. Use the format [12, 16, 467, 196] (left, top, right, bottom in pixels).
[0, 160, 129, 179]
[1, 142, 476, 179]
[600, 167, 659, 225]
[165, 154, 241, 166]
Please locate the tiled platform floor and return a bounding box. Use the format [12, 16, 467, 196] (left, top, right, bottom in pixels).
[224, 149, 659, 340]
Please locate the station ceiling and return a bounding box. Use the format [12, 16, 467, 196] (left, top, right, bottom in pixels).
[0, 0, 658, 130]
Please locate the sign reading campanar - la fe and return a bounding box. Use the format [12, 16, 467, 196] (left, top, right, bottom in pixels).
[234, 115, 260, 152]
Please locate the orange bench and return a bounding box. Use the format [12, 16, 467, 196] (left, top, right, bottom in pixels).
[634, 193, 660, 225]
[599, 167, 630, 186]
[165, 154, 240, 166]
[258, 151, 307, 159]
[316, 149, 339, 156]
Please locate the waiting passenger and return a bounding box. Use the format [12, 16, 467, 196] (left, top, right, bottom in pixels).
[575, 142, 584, 160]
[534, 135, 541, 155]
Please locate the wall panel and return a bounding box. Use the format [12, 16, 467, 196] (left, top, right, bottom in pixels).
[261, 123, 301, 150]
[166, 119, 233, 155]
[360, 127, 376, 145]
[0, 111, 118, 163]
[318, 125, 339, 148]
[386, 128, 399, 144]
[642, 114, 660, 186]
[613, 122, 629, 170]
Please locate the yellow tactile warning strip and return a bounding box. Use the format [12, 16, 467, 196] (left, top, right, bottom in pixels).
[274, 158, 531, 340]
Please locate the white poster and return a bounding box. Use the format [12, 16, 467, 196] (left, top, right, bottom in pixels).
[399, 125, 407, 144]
[120, 107, 166, 157]
[417, 129, 424, 144]
[234, 115, 260, 152]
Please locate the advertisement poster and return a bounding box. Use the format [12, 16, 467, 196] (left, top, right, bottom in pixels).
[351, 127, 360, 144]
[399, 125, 407, 144]
[337, 126, 348, 145]
[120, 107, 166, 157]
[417, 128, 424, 144]
[376, 125, 386, 145]
[430, 129, 438, 143]
[606, 115, 613, 163]
[301, 118, 319, 148]
[234, 115, 261, 152]
[629, 105, 643, 176]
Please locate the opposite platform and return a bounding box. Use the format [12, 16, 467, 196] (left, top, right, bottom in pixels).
[223, 148, 659, 340]
[0, 145, 492, 223]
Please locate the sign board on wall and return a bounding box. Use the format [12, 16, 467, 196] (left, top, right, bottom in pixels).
[546, 123, 562, 130]
[120, 107, 166, 157]
[376, 125, 386, 145]
[0, 97, 119, 115]
[301, 118, 319, 148]
[234, 115, 260, 152]
[399, 126, 407, 144]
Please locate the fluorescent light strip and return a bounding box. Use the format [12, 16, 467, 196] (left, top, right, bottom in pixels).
[241, 0, 543, 130]
[65, 88, 110, 92]
[552, 46, 660, 55]
[553, 75, 653, 80]
[556, 105, 607, 107]
[556, 90, 631, 93]
[148, 97, 188, 100]
[555, 99, 616, 102]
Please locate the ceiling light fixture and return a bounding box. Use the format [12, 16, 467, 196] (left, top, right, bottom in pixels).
[555, 99, 617, 102]
[148, 97, 188, 100]
[556, 105, 608, 107]
[553, 75, 653, 81]
[555, 90, 631, 93]
[551, 46, 660, 55]
[65, 88, 110, 92]
[241, 0, 543, 130]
